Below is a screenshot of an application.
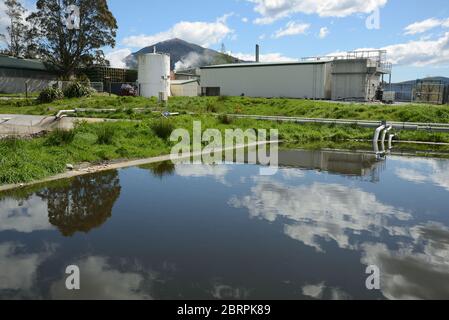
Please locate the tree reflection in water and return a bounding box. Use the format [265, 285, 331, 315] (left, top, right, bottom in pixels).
[40, 171, 121, 237]
[140, 161, 175, 179]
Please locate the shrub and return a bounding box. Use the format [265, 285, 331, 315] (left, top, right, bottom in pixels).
[119, 84, 138, 96]
[63, 82, 95, 98]
[96, 124, 116, 145]
[206, 103, 218, 113]
[38, 87, 64, 103]
[45, 129, 75, 146]
[151, 120, 174, 140]
[217, 114, 233, 125]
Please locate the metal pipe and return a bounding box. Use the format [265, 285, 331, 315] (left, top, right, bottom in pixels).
[55, 110, 76, 119]
[381, 126, 392, 144]
[388, 134, 395, 150]
[256, 44, 260, 63]
[228, 114, 449, 132]
[373, 125, 385, 155]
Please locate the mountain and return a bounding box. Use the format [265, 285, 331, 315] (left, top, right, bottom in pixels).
[395, 76, 449, 85]
[125, 38, 244, 71]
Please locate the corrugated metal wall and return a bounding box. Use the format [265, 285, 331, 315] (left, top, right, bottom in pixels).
[0, 68, 57, 94]
[200, 63, 331, 99]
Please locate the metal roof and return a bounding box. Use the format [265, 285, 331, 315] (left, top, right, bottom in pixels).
[0, 55, 50, 71]
[200, 60, 328, 69]
[171, 79, 199, 85]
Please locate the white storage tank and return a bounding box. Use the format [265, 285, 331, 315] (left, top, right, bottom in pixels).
[137, 53, 171, 98]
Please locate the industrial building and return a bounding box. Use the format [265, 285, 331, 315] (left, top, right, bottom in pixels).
[200, 61, 332, 99]
[171, 79, 200, 97]
[200, 50, 392, 102]
[0, 55, 57, 94]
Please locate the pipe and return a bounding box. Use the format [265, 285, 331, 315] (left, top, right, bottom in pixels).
[256, 44, 260, 63]
[381, 126, 392, 144]
[228, 114, 449, 132]
[373, 125, 385, 155]
[55, 110, 76, 119]
[388, 134, 395, 150]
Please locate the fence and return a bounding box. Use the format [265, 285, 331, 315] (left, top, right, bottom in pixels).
[413, 81, 448, 104]
[102, 82, 138, 96]
[0, 79, 104, 96]
[53, 81, 104, 93]
[387, 81, 449, 104]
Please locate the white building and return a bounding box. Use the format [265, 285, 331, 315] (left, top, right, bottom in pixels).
[200, 61, 332, 99]
[171, 79, 200, 97]
[200, 51, 392, 101]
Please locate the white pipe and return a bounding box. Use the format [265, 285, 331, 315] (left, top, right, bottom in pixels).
[388, 134, 395, 150]
[373, 125, 385, 155]
[55, 110, 76, 119]
[381, 126, 393, 145]
[373, 125, 385, 143]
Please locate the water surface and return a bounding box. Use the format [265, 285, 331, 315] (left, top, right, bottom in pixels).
[1, 149, 448, 300]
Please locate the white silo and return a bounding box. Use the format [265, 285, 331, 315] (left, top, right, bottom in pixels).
[137, 53, 171, 98]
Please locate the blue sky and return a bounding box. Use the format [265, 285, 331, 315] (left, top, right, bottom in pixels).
[2, 0, 449, 81]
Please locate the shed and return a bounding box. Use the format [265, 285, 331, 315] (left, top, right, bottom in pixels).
[0, 55, 57, 94]
[171, 79, 200, 97]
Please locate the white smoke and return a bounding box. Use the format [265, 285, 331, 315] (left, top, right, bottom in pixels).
[174, 51, 215, 72]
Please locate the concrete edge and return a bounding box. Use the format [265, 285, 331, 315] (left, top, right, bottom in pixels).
[0, 141, 277, 193]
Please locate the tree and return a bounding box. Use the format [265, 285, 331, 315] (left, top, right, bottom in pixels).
[0, 0, 32, 57]
[27, 0, 117, 78]
[41, 171, 121, 237]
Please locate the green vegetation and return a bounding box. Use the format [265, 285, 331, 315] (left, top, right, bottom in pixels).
[2, 95, 449, 123]
[2, 95, 449, 186]
[63, 82, 96, 99]
[38, 87, 64, 103]
[150, 120, 175, 140]
[0, 115, 374, 185]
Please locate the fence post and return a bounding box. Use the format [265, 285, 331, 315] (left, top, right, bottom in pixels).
[25, 82, 28, 99]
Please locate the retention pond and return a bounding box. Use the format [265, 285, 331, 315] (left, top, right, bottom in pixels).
[1, 149, 448, 299]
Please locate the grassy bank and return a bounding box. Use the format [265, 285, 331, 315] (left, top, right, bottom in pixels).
[0, 115, 374, 185]
[2, 95, 449, 123]
[2, 112, 449, 186]
[3, 95, 449, 186]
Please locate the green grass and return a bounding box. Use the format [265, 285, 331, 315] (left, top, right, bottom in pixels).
[2, 94, 449, 123]
[3, 95, 449, 186]
[0, 115, 373, 185]
[3, 113, 449, 186]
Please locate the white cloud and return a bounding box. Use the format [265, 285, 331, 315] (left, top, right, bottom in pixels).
[242, 17, 249, 23]
[122, 15, 233, 48]
[273, 21, 310, 38]
[0, 242, 55, 297]
[105, 48, 132, 69]
[404, 17, 449, 35]
[229, 179, 410, 252]
[0, 1, 9, 40]
[384, 32, 449, 66]
[319, 27, 330, 39]
[248, 0, 388, 24]
[329, 32, 449, 67]
[0, 196, 53, 233]
[302, 282, 351, 300]
[50, 256, 153, 300]
[175, 164, 231, 186]
[394, 157, 449, 191]
[0, 0, 32, 47]
[362, 222, 449, 300]
[233, 52, 298, 62]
